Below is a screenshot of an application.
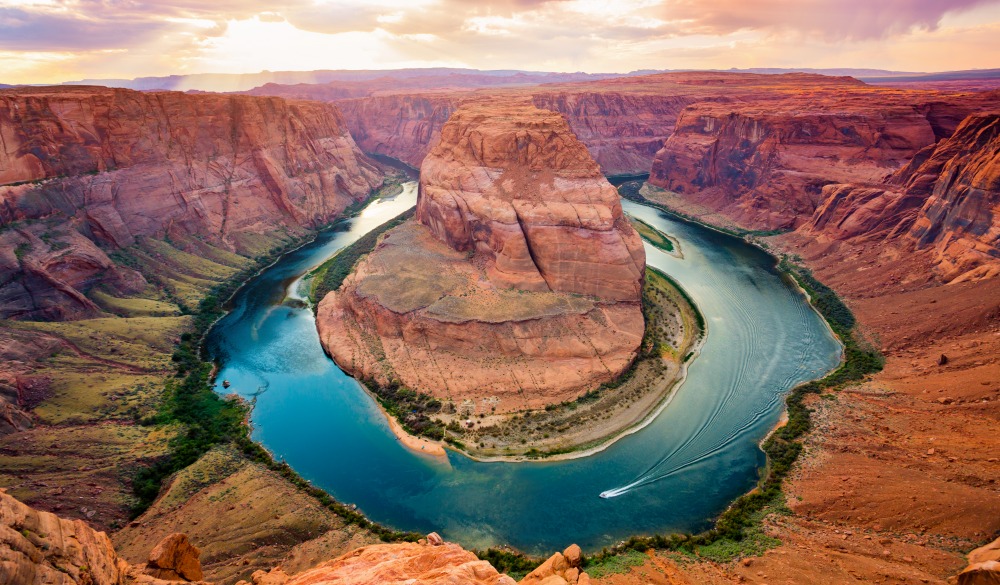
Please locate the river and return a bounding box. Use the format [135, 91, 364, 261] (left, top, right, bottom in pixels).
[205, 181, 842, 554]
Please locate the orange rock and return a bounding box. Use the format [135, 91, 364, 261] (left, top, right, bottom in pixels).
[145, 533, 204, 582]
[805, 113, 1000, 283]
[317, 101, 645, 408]
[248, 541, 515, 585]
[0, 490, 201, 585]
[0, 85, 383, 320]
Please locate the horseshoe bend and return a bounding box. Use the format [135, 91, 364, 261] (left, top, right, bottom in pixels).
[314, 101, 714, 460]
[1, 25, 999, 585]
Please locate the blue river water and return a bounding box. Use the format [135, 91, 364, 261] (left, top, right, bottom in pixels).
[205, 182, 842, 554]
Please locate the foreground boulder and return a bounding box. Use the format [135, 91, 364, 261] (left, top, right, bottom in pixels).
[318, 101, 645, 410]
[145, 533, 204, 582]
[0, 489, 203, 584]
[240, 539, 515, 585]
[953, 537, 1000, 585]
[520, 544, 590, 585]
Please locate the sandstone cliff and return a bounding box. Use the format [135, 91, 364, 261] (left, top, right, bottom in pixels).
[805, 113, 1000, 282]
[318, 101, 645, 410]
[0, 86, 383, 320]
[648, 97, 953, 229]
[338, 94, 459, 169]
[0, 489, 206, 584]
[4, 489, 599, 585]
[336, 72, 918, 177]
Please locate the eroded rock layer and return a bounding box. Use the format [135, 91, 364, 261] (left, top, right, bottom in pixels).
[0, 489, 201, 585]
[640, 82, 996, 231]
[805, 113, 1000, 282]
[318, 101, 645, 409]
[0, 86, 383, 320]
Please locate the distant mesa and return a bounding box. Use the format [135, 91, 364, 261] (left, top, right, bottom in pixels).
[317, 100, 646, 411]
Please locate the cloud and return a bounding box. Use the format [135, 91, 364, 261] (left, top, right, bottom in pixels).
[0, 0, 998, 84]
[0, 6, 167, 50]
[658, 0, 1000, 40]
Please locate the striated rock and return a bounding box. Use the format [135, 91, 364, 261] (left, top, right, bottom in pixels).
[318, 101, 645, 408]
[805, 113, 1000, 282]
[417, 101, 645, 300]
[244, 541, 515, 585]
[0, 489, 197, 585]
[339, 94, 459, 169]
[0, 85, 383, 320]
[649, 99, 937, 229]
[145, 533, 204, 582]
[338, 72, 880, 176]
[647, 84, 998, 231]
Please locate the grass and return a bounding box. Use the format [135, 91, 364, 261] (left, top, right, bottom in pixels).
[309, 208, 415, 304]
[630, 216, 675, 252]
[583, 549, 648, 578]
[11, 316, 191, 370]
[89, 290, 180, 318]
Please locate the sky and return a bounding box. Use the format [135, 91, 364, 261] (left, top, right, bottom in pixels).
[1, 0, 999, 84]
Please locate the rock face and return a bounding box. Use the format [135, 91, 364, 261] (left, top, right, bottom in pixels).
[0, 86, 383, 320]
[318, 101, 645, 409]
[954, 537, 1000, 585]
[338, 94, 459, 169]
[647, 87, 998, 230]
[337, 72, 880, 176]
[520, 545, 590, 585]
[806, 113, 1000, 282]
[241, 540, 515, 585]
[649, 99, 936, 229]
[0, 489, 200, 585]
[145, 533, 204, 582]
[417, 102, 645, 301]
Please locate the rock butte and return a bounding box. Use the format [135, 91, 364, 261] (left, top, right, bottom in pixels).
[317, 101, 645, 410]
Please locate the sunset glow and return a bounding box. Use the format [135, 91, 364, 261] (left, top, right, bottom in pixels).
[1, 0, 999, 84]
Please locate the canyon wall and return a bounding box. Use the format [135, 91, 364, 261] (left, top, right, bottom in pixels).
[318, 101, 646, 409]
[0, 86, 383, 320]
[338, 94, 459, 169]
[646, 87, 998, 231]
[338, 89, 710, 176]
[805, 113, 1000, 282]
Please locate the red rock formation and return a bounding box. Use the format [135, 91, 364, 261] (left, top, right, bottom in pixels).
[520, 544, 590, 585]
[417, 101, 645, 300]
[145, 533, 204, 582]
[955, 537, 1000, 585]
[318, 101, 645, 409]
[336, 72, 912, 177]
[338, 94, 459, 169]
[0, 489, 202, 584]
[530, 92, 699, 176]
[805, 113, 1000, 282]
[240, 539, 515, 585]
[0, 86, 384, 319]
[648, 99, 941, 229]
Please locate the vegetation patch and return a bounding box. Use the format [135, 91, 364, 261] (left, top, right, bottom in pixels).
[629, 216, 675, 252]
[309, 208, 414, 304]
[582, 549, 648, 578]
